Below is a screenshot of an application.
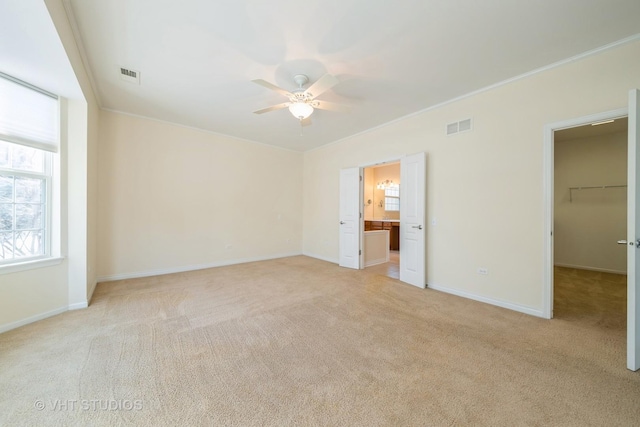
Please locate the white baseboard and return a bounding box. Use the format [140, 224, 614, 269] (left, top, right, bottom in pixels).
[68, 301, 88, 310]
[1, 284, 98, 333]
[302, 256, 544, 318]
[97, 252, 303, 283]
[427, 283, 546, 318]
[302, 252, 339, 265]
[0, 306, 68, 334]
[554, 263, 626, 275]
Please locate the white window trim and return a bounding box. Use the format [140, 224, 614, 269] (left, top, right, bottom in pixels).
[0, 73, 60, 272]
[0, 256, 64, 275]
[0, 148, 53, 266]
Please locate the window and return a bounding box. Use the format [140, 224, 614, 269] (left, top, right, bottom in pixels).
[0, 73, 58, 266]
[0, 141, 50, 262]
[384, 186, 400, 211]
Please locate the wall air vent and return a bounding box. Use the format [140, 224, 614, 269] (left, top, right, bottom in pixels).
[446, 122, 459, 135]
[446, 118, 473, 136]
[119, 67, 140, 84]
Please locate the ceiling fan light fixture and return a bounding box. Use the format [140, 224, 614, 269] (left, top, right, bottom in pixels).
[289, 101, 314, 120]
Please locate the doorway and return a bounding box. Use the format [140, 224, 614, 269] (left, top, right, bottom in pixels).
[544, 108, 628, 319]
[339, 152, 426, 288]
[543, 99, 640, 371]
[553, 118, 628, 329]
[363, 162, 401, 279]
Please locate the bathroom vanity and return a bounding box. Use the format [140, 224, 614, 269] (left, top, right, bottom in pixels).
[364, 220, 399, 250]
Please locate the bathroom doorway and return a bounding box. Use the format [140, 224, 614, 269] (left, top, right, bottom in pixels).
[363, 162, 400, 279]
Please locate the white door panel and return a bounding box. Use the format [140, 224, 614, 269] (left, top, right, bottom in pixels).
[400, 153, 426, 288]
[339, 167, 361, 269]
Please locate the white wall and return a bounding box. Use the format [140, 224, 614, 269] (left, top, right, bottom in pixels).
[0, 0, 100, 331]
[303, 40, 640, 315]
[363, 167, 374, 220]
[97, 111, 303, 280]
[554, 131, 627, 273]
[46, 0, 100, 307]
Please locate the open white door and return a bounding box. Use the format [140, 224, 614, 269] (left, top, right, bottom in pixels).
[339, 167, 361, 269]
[400, 153, 426, 288]
[628, 89, 640, 371]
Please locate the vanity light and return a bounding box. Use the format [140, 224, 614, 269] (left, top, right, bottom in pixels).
[376, 180, 398, 190]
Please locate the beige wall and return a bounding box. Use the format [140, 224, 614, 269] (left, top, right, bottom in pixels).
[372, 164, 400, 220]
[0, 265, 69, 329]
[303, 40, 640, 314]
[554, 131, 627, 273]
[97, 111, 303, 279]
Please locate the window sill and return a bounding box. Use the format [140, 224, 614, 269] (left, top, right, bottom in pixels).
[0, 257, 65, 275]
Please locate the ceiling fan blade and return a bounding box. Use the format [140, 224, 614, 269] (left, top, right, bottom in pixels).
[252, 79, 292, 97]
[312, 100, 350, 113]
[253, 102, 290, 114]
[304, 74, 339, 99]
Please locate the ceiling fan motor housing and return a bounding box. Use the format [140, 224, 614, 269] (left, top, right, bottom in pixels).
[293, 74, 309, 88]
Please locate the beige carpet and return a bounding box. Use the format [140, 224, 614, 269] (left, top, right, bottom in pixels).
[1, 257, 639, 426]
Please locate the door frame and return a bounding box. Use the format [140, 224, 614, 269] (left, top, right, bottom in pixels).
[543, 107, 628, 319]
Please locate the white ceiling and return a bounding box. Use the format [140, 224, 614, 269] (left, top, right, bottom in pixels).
[1, 1, 82, 100]
[64, 0, 640, 151]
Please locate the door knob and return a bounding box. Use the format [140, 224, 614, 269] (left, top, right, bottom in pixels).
[340, 221, 345, 225]
[617, 239, 640, 248]
[412, 225, 423, 230]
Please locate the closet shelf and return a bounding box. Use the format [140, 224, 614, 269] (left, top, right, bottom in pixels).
[569, 185, 627, 202]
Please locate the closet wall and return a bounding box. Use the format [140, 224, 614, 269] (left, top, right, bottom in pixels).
[554, 127, 627, 273]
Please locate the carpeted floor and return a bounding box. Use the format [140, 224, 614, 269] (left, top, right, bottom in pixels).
[1, 257, 639, 426]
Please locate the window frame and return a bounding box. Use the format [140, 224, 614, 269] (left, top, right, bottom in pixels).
[0, 144, 53, 265]
[384, 185, 400, 211]
[0, 72, 61, 274]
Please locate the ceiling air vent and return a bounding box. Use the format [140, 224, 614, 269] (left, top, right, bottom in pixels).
[119, 67, 140, 84]
[446, 118, 473, 136]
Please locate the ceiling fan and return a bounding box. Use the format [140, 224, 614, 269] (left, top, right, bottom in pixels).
[252, 74, 349, 122]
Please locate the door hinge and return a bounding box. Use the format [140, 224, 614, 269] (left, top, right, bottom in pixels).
[359, 249, 361, 255]
[360, 212, 362, 218]
[360, 175, 363, 181]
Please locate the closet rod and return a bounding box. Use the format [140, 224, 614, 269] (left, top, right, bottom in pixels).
[569, 185, 627, 202]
